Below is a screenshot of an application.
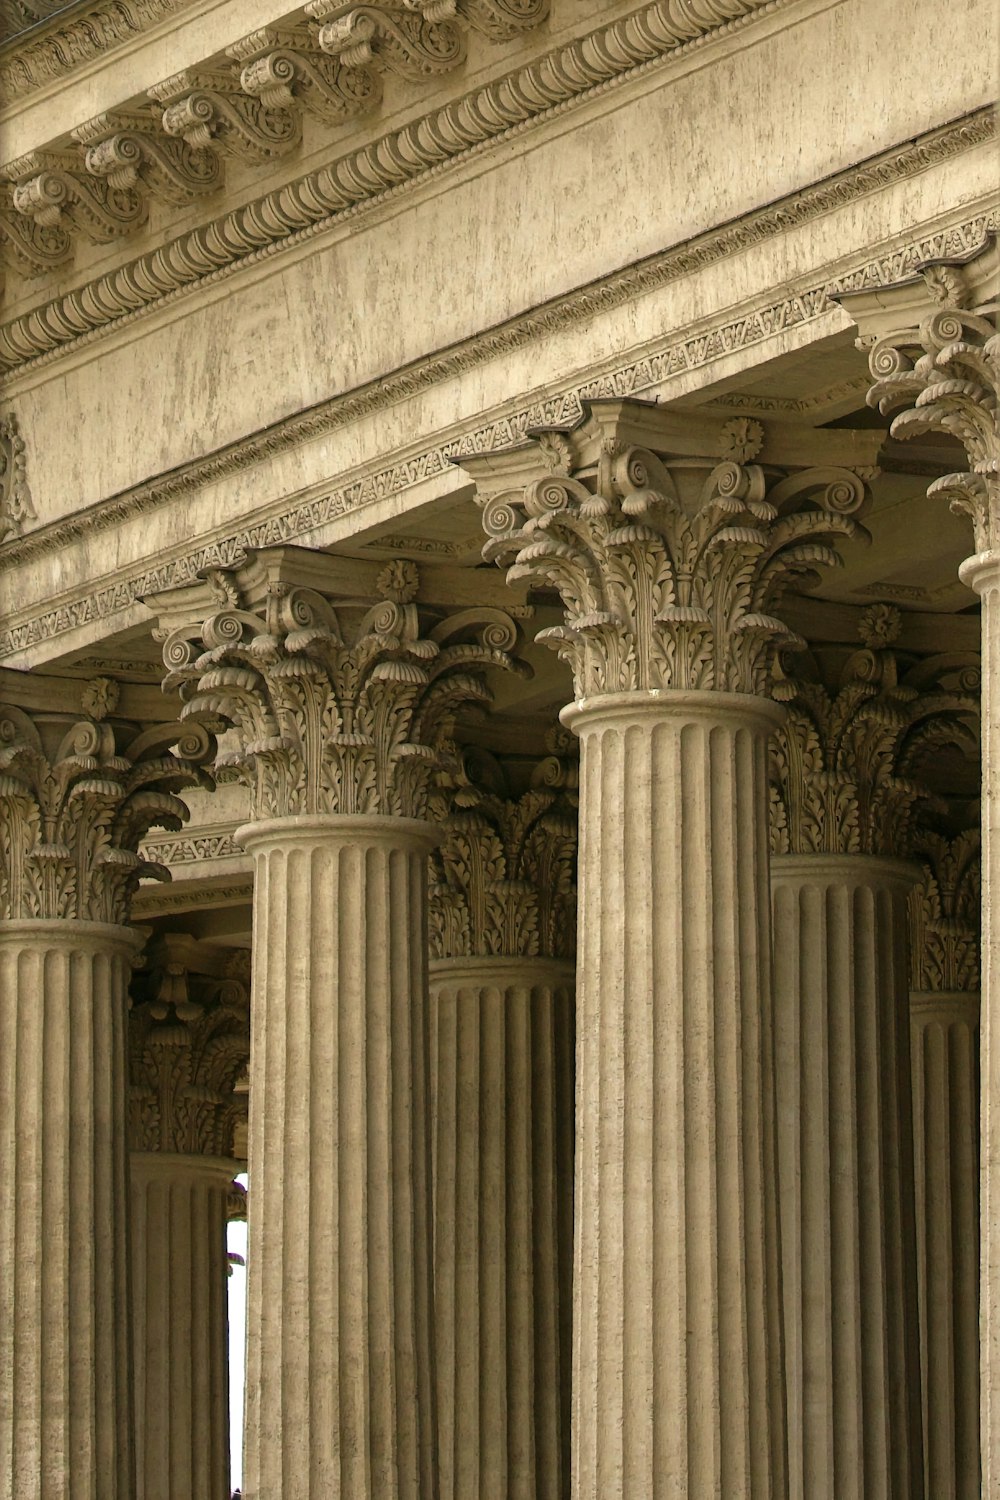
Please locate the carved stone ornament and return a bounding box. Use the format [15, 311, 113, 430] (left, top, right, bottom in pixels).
[0, 687, 214, 923]
[129, 936, 251, 1156]
[428, 733, 578, 960]
[470, 400, 872, 699]
[861, 237, 1000, 553]
[769, 605, 980, 858]
[909, 827, 981, 993]
[155, 547, 527, 821]
[0, 411, 36, 542]
[5, 148, 146, 244]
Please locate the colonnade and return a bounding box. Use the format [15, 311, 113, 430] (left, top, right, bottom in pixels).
[0, 268, 996, 1500]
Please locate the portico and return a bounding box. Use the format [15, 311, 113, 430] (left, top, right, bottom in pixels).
[0, 1, 997, 1496]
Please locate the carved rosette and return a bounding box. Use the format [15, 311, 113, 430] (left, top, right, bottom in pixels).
[159, 557, 525, 821]
[910, 827, 981, 994]
[129, 939, 251, 1156]
[428, 737, 578, 961]
[475, 408, 870, 699]
[0, 680, 213, 924]
[769, 606, 979, 857]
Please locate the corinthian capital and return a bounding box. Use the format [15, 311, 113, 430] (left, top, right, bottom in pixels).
[0, 675, 213, 923]
[429, 735, 578, 961]
[153, 547, 526, 821]
[129, 935, 251, 1156]
[464, 400, 876, 699]
[909, 827, 981, 994]
[842, 235, 1000, 554]
[769, 605, 980, 857]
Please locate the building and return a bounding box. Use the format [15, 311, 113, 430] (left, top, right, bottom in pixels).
[0, 0, 997, 1495]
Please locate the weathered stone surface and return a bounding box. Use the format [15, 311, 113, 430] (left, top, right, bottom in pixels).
[239, 814, 437, 1500]
[0, 920, 139, 1500]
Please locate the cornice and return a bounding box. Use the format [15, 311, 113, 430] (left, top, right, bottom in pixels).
[0, 0, 795, 368]
[0, 0, 556, 294]
[1, 195, 995, 663]
[1, 2, 197, 101]
[0, 108, 990, 561]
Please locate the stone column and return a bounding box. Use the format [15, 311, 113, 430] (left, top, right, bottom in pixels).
[128, 935, 251, 1500]
[909, 830, 982, 1500]
[154, 550, 524, 1500]
[862, 259, 998, 1485]
[0, 677, 210, 1500]
[466, 403, 874, 1498]
[428, 746, 577, 1500]
[767, 606, 978, 1500]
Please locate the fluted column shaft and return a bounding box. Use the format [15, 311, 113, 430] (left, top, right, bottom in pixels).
[965, 550, 1000, 1481]
[130, 1152, 237, 1500]
[239, 813, 436, 1500]
[910, 993, 980, 1500]
[0, 920, 138, 1500]
[565, 690, 785, 1500]
[772, 856, 923, 1499]
[430, 957, 574, 1500]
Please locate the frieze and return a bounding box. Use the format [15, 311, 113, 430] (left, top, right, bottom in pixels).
[140, 827, 245, 864]
[5, 1, 985, 370]
[0, 204, 996, 663]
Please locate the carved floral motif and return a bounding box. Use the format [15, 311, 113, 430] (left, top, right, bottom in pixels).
[129, 938, 251, 1155]
[476, 405, 870, 699]
[867, 287, 999, 552]
[909, 828, 981, 993]
[0, 411, 35, 542]
[157, 554, 526, 820]
[769, 606, 980, 857]
[0, 689, 213, 923]
[428, 736, 578, 960]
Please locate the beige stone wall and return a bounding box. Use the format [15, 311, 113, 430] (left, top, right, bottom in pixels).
[2, 0, 996, 540]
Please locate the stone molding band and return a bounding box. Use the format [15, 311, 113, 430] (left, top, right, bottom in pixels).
[0, 0, 949, 373]
[0, 212, 994, 668]
[3, 106, 989, 563]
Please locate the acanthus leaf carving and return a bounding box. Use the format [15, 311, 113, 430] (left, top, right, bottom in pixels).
[0, 184, 71, 276]
[4, 148, 145, 244]
[0, 688, 215, 923]
[469, 402, 869, 699]
[769, 604, 980, 857]
[309, 1, 466, 78]
[909, 827, 981, 993]
[74, 111, 223, 207]
[129, 935, 251, 1156]
[154, 549, 527, 821]
[151, 68, 301, 161]
[428, 733, 578, 960]
[866, 277, 1000, 553]
[231, 26, 381, 125]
